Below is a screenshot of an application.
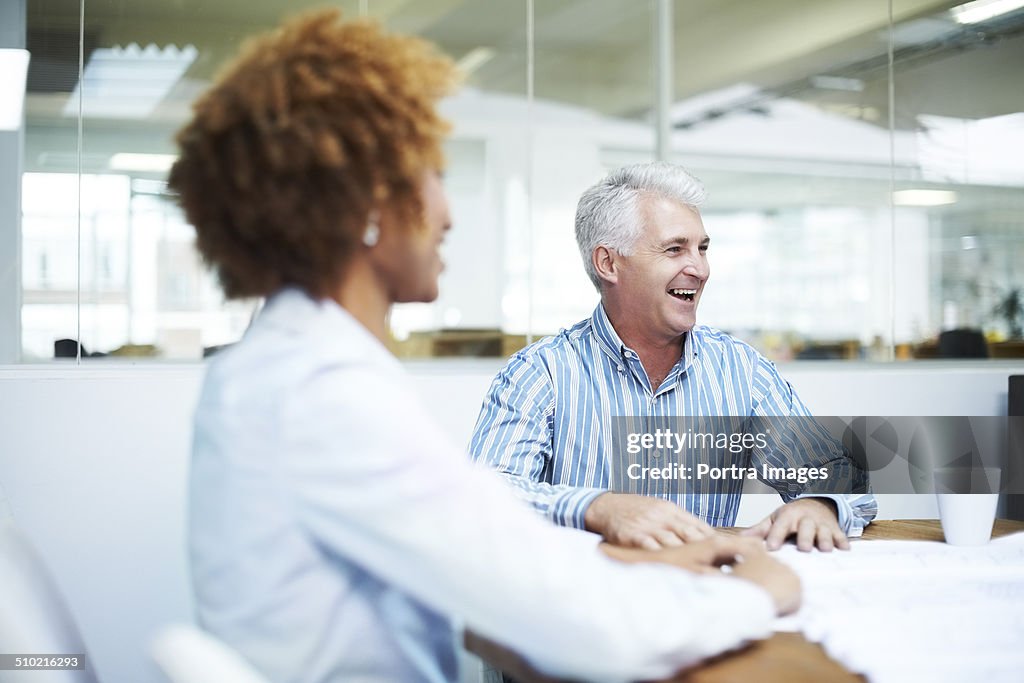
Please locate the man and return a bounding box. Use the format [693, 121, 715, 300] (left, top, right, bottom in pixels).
[470, 162, 875, 552]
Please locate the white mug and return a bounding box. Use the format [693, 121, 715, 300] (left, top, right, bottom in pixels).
[934, 467, 1000, 546]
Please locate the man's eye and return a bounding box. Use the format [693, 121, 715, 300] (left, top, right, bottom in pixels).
[699, 245, 709, 253]
[666, 247, 681, 253]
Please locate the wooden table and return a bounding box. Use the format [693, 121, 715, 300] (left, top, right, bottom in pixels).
[670, 519, 1024, 682]
[472, 519, 1024, 683]
[858, 518, 1023, 542]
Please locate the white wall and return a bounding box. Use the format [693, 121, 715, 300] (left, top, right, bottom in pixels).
[0, 367, 199, 683]
[0, 361, 1022, 682]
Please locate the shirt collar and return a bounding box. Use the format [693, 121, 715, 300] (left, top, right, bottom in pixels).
[590, 302, 701, 373]
[590, 302, 627, 363]
[254, 287, 397, 367]
[681, 326, 700, 370]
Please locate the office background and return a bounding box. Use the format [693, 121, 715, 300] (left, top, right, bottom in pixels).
[1, 2, 1023, 682]
[2, 0, 1024, 362]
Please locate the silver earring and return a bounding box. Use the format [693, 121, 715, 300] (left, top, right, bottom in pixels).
[363, 211, 380, 247]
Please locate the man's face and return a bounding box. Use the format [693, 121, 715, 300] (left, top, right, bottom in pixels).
[612, 194, 710, 340]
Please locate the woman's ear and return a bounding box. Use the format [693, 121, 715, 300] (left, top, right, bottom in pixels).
[592, 245, 618, 286]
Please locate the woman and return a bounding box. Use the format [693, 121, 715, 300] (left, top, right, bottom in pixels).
[170, 10, 798, 683]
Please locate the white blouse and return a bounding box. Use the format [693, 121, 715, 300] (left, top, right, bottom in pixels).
[189, 288, 774, 683]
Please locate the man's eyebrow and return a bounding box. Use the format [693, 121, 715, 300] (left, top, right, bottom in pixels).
[657, 236, 712, 248]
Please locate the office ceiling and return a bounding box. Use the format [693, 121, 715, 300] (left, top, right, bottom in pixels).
[26, 0, 1024, 117]
[21, 0, 1024, 181]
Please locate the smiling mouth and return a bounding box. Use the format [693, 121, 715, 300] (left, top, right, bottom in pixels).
[668, 288, 697, 302]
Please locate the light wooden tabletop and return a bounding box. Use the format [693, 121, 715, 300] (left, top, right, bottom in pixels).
[666, 519, 1024, 683]
[858, 518, 1024, 542]
[475, 519, 1024, 683]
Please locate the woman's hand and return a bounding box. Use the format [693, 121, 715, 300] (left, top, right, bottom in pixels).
[601, 535, 802, 615]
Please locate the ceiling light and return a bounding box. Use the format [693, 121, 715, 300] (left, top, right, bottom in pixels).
[109, 153, 177, 172]
[810, 75, 864, 92]
[456, 47, 496, 76]
[0, 49, 30, 131]
[892, 189, 958, 206]
[63, 43, 197, 119]
[951, 0, 1024, 24]
[888, 18, 960, 47]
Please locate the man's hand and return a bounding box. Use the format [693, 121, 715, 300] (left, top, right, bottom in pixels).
[601, 536, 802, 616]
[585, 492, 713, 549]
[741, 497, 850, 552]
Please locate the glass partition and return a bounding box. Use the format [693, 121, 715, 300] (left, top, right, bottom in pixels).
[7, 0, 1024, 362]
[389, 0, 529, 358]
[527, 0, 657, 336]
[893, 0, 1024, 360]
[671, 0, 897, 360]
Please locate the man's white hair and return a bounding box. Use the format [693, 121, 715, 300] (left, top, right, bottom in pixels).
[574, 162, 706, 289]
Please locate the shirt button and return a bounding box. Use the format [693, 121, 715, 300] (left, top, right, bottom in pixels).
[617, 366, 625, 373]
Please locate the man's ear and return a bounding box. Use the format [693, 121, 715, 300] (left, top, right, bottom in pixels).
[592, 246, 618, 286]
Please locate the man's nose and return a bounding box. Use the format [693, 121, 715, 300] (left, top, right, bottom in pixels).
[682, 257, 708, 279]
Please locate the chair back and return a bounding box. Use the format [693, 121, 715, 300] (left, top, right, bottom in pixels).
[938, 328, 989, 358]
[0, 521, 100, 683]
[150, 624, 271, 683]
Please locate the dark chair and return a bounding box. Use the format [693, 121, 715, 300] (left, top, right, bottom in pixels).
[1008, 376, 1024, 522]
[54, 339, 86, 358]
[937, 329, 988, 358]
[53, 339, 106, 359]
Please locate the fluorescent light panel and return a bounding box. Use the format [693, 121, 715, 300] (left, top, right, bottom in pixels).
[109, 152, 177, 172]
[892, 189, 958, 206]
[456, 47, 496, 76]
[951, 0, 1024, 24]
[63, 43, 197, 119]
[0, 48, 30, 131]
[810, 75, 864, 92]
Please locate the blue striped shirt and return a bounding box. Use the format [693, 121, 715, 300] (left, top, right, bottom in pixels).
[468, 304, 876, 536]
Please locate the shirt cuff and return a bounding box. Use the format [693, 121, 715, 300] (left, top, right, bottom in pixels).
[550, 487, 606, 530]
[793, 493, 860, 537]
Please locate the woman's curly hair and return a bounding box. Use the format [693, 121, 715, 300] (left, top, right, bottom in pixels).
[168, 9, 458, 299]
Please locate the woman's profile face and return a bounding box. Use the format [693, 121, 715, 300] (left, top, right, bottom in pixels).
[375, 170, 452, 304]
